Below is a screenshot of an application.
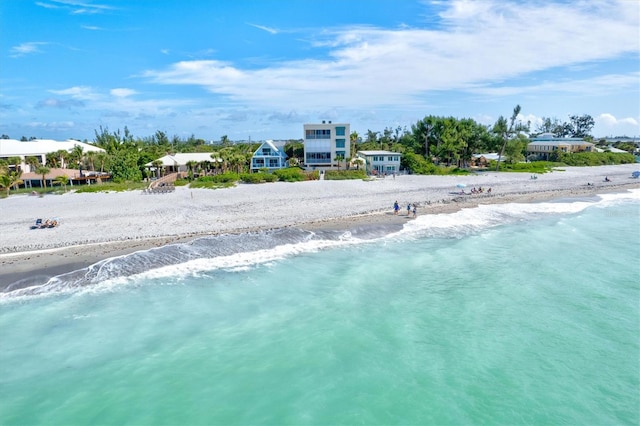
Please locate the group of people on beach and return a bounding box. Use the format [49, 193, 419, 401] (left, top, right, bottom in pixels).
[470, 187, 490, 194]
[393, 201, 417, 218]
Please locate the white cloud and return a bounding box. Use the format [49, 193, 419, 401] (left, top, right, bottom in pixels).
[142, 0, 639, 111]
[247, 23, 279, 34]
[10, 42, 49, 57]
[50, 86, 98, 101]
[597, 113, 639, 127]
[110, 88, 137, 98]
[37, 0, 115, 15]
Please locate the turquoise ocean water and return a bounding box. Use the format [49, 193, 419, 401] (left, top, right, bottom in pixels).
[1, 189, 639, 425]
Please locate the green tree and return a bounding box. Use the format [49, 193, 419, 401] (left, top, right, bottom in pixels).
[7, 156, 21, 172]
[186, 160, 198, 181]
[504, 135, 527, 164]
[493, 105, 528, 171]
[110, 150, 141, 183]
[25, 156, 41, 172]
[568, 114, 595, 138]
[151, 160, 163, 179]
[0, 170, 23, 196]
[54, 175, 69, 192]
[36, 166, 50, 188]
[350, 131, 359, 157]
[352, 157, 365, 170]
[45, 152, 59, 168]
[69, 145, 84, 169]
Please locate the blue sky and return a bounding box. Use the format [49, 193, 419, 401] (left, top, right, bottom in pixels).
[1, 0, 639, 142]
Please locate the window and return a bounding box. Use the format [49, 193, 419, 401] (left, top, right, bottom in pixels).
[336, 151, 345, 158]
[336, 138, 345, 148]
[305, 129, 331, 139]
[306, 152, 332, 163]
[269, 159, 279, 167]
[336, 126, 346, 136]
[262, 148, 272, 155]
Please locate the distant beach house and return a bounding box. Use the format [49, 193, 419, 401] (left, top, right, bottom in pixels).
[526, 133, 594, 160]
[356, 150, 402, 175]
[303, 121, 350, 170]
[250, 140, 288, 172]
[145, 153, 222, 176]
[0, 139, 105, 173]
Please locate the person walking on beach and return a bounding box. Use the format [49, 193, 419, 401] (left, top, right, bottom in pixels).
[412, 203, 417, 218]
[393, 201, 399, 215]
[407, 203, 411, 216]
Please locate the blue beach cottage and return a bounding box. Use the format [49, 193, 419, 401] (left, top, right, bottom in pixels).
[250, 140, 288, 172]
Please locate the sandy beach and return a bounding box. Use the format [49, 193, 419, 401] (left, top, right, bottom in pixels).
[1, 164, 638, 290]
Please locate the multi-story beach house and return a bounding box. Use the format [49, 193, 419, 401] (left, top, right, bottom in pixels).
[250, 140, 288, 172]
[303, 121, 350, 169]
[356, 150, 402, 175]
[526, 133, 594, 160]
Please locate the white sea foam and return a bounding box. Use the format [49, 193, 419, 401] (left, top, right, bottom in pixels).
[400, 190, 636, 238]
[3, 188, 638, 302]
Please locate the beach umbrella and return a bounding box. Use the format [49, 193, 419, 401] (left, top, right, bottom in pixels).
[456, 183, 466, 188]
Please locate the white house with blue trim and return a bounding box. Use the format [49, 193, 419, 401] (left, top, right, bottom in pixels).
[356, 150, 402, 175]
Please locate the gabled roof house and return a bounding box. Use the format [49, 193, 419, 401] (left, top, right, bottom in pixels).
[250, 140, 288, 172]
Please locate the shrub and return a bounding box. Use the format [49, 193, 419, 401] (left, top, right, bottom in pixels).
[74, 181, 147, 193]
[240, 172, 278, 183]
[324, 169, 367, 180]
[305, 170, 320, 180]
[273, 168, 305, 182]
[487, 160, 557, 173]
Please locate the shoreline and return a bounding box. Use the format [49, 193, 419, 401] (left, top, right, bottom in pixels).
[2, 182, 637, 292]
[1, 164, 639, 291]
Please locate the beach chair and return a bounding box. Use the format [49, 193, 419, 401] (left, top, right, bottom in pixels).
[30, 218, 43, 229]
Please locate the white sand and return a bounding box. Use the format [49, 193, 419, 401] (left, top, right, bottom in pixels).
[0, 164, 638, 289]
[1, 164, 638, 254]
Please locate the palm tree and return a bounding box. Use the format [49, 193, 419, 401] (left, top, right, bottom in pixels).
[85, 151, 97, 171]
[7, 156, 21, 173]
[151, 160, 163, 179]
[45, 152, 56, 168]
[10, 170, 23, 192]
[350, 131, 359, 158]
[186, 160, 198, 181]
[0, 171, 22, 196]
[26, 156, 41, 173]
[494, 105, 528, 171]
[55, 149, 69, 169]
[36, 166, 50, 188]
[95, 152, 109, 173]
[70, 145, 84, 167]
[54, 175, 69, 192]
[334, 154, 345, 170]
[352, 157, 365, 170]
[0, 173, 10, 196]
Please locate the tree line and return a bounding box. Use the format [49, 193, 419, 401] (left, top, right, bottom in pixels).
[3, 106, 632, 194]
